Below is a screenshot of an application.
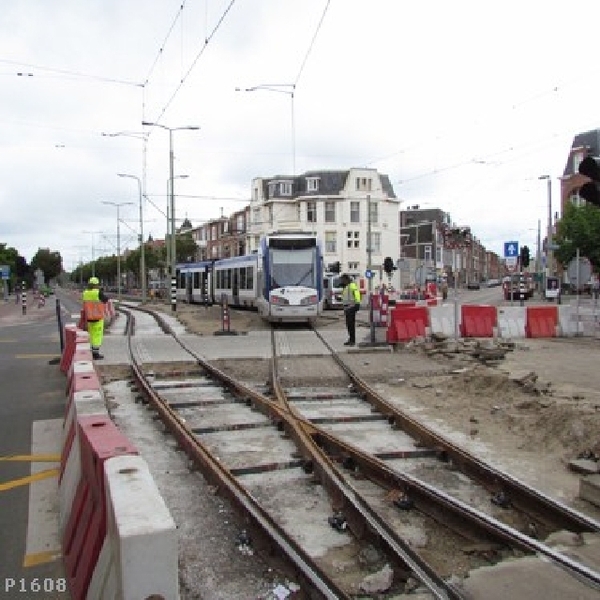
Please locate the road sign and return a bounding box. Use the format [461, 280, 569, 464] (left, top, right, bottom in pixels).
[0, 265, 9, 280]
[364, 269, 373, 279]
[504, 241, 519, 258]
[567, 256, 592, 288]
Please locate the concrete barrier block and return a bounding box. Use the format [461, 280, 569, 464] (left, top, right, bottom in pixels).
[497, 306, 526, 338]
[103, 454, 178, 600]
[86, 537, 118, 600]
[429, 305, 456, 337]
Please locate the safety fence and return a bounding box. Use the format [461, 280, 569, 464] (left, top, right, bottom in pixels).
[386, 303, 587, 343]
[58, 322, 178, 600]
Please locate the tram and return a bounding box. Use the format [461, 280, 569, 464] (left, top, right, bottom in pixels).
[176, 231, 324, 323]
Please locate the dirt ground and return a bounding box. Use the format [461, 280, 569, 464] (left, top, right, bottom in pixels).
[158, 301, 600, 518]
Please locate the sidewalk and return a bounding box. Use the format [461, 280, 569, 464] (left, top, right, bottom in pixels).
[0, 293, 58, 327]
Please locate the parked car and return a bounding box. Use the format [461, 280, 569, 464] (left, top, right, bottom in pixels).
[467, 281, 480, 290]
[486, 278, 500, 287]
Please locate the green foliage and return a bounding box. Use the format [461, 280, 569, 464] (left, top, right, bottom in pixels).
[30, 248, 63, 282]
[175, 233, 198, 263]
[555, 203, 600, 269]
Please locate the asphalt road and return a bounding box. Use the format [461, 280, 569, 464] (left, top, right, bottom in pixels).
[0, 295, 73, 599]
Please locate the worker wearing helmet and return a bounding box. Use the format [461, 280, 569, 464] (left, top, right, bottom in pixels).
[340, 273, 361, 346]
[82, 276, 109, 360]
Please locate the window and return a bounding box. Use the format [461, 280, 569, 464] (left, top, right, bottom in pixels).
[347, 230, 360, 249]
[571, 191, 584, 207]
[355, 177, 372, 191]
[307, 177, 319, 192]
[236, 214, 245, 232]
[370, 232, 381, 254]
[350, 201, 360, 223]
[268, 182, 277, 198]
[280, 181, 293, 196]
[573, 152, 585, 174]
[252, 208, 261, 225]
[369, 201, 378, 225]
[348, 261, 358, 271]
[325, 231, 336, 253]
[424, 245, 432, 262]
[325, 201, 336, 223]
[307, 201, 317, 223]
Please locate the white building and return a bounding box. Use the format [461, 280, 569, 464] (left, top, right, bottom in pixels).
[246, 167, 401, 283]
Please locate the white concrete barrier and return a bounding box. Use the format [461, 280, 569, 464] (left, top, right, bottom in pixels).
[87, 454, 178, 600]
[59, 388, 107, 536]
[497, 306, 526, 338]
[429, 304, 456, 337]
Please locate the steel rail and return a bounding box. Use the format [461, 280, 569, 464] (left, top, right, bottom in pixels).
[118, 306, 350, 600]
[310, 328, 600, 535]
[267, 330, 463, 600]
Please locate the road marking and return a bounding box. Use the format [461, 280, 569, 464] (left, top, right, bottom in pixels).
[0, 453, 61, 462]
[0, 468, 59, 492]
[14, 354, 59, 359]
[23, 549, 62, 567]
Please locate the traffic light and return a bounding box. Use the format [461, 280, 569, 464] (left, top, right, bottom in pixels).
[329, 261, 341, 274]
[578, 156, 600, 206]
[520, 245, 530, 268]
[383, 256, 395, 275]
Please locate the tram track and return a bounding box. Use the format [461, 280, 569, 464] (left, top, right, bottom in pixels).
[114, 304, 600, 598]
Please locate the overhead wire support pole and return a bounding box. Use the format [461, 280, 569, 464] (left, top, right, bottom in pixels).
[142, 121, 200, 311]
[101, 200, 134, 301]
[117, 174, 146, 302]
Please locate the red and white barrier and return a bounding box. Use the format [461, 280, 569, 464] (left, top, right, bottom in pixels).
[58, 322, 179, 600]
[87, 455, 178, 600]
[387, 303, 584, 343]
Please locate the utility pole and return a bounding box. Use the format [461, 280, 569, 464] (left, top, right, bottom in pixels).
[367, 194, 374, 343]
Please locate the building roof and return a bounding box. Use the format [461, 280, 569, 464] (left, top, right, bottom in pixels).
[564, 128, 600, 176]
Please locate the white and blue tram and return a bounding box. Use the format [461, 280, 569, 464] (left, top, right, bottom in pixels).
[175, 231, 324, 322]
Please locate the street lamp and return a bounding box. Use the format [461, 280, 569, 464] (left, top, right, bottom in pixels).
[117, 173, 146, 302]
[539, 175, 553, 282]
[141, 121, 200, 311]
[82, 230, 103, 277]
[236, 84, 296, 174]
[101, 200, 134, 301]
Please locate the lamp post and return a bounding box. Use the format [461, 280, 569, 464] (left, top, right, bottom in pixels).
[117, 173, 146, 302]
[236, 84, 296, 174]
[101, 200, 134, 301]
[82, 230, 102, 277]
[539, 175, 553, 281]
[142, 122, 199, 311]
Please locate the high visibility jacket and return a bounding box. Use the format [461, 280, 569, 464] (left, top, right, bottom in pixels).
[342, 281, 361, 306]
[82, 288, 105, 321]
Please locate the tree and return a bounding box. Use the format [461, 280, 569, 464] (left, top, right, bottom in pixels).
[30, 248, 63, 283]
[175, 233, 198, 263]
[554, 202, 600, 269]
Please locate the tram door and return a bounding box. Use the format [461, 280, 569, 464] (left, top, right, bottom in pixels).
[232, 267, 240, 305]
[185, 272, 193, 304]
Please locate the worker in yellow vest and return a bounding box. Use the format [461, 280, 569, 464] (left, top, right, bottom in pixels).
[340, 273, 361, 346]
[82, 276, 109, 360]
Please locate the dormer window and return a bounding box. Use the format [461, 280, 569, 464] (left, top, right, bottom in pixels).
[280, 181, 293, 196]
[307, 177, 319, 192]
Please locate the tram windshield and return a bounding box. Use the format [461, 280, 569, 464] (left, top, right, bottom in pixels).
[269, 247, 317, 289]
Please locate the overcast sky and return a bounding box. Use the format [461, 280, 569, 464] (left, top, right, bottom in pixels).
[2, 0, 599, 268]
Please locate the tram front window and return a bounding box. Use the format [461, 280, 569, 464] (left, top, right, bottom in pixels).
[270, 248, 316, 288]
